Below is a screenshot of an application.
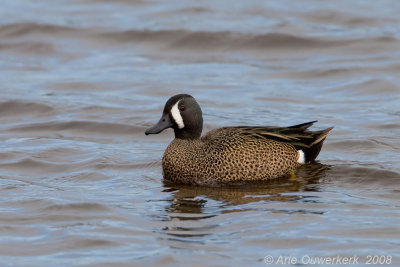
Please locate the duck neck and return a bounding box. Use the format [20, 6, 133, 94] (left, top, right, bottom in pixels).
[174, 126, 202, 140]
[174, 115, 203, 140]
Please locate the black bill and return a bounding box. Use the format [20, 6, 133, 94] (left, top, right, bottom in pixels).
[145, 114, 173, 135]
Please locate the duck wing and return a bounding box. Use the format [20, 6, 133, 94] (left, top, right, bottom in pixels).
[232, 121, 333, 162]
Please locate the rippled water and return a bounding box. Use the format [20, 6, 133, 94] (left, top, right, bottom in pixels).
[1, 1, 399, 266]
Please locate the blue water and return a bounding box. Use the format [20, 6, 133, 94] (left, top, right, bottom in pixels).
[0, 1, 399, 266]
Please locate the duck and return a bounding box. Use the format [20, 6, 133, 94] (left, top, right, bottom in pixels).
[145, 94, 333, 186]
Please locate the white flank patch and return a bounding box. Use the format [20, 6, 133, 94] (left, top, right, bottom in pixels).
[171, 100, 184, 129]
[297, 150, 305, 164]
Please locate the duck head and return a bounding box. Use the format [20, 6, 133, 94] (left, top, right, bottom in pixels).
[145, 94, 203, 139]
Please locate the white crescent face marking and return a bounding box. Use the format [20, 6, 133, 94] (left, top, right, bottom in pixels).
[297, 150, 305, 164]
[171, 100, 184, 129]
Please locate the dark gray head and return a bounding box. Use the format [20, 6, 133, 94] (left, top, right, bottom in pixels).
[145, 94, 203, 139]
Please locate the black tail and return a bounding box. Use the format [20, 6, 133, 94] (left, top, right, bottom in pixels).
[303, 127, 333, 162]
[288, 120, 317, 130]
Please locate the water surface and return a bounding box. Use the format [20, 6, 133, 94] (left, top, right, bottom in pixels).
[0, 0, 399, 266]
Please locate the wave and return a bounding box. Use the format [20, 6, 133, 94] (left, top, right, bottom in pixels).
[0, 23, 77, 38]
[328, 79, 400, 95]
[0, 101, 53, 116]
[7, 121, 145, 135]
[326, 139, 397, 152]
[0, 42, 57, 55]
[100, 29, 354, 50]
[327, 165, 400, 184]
[2, 23, 398, 53]
[0, 158, 79, 174]
[42, 202, 112, 212]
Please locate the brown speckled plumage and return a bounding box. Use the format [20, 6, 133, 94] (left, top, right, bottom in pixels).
[145, 94, 333, 186]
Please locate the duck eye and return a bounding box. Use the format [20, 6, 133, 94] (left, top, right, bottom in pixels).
[179, 106, 186, 112]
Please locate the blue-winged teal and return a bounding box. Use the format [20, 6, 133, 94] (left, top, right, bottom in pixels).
[145, 94, 333, 186]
